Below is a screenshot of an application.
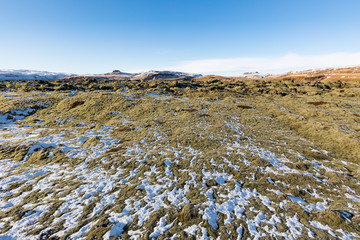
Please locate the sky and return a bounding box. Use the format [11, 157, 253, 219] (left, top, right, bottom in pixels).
[1, 0, 360, 75]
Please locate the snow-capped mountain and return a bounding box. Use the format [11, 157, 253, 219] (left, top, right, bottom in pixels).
[59, 70, 202, 81]
[132, 70, 202, 78]
[0, 69, 75, 81]
[0, 69, 201, 81]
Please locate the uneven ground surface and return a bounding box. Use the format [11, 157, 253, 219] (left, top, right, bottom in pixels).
[0, 79, 360, 239]
[279, 66, 360, 82]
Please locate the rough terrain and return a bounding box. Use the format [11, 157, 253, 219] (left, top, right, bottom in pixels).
[0, 75, 360, 239]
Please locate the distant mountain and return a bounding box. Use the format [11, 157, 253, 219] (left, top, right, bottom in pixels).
[0, 69, 202, 81]
[2, 66, 360, 82]
[131, 70, 202, 80]
[0, 69, 75, 81]
[59, 70, 202, 81]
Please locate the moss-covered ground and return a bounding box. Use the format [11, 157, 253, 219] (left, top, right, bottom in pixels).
[0, 78, 359, 239]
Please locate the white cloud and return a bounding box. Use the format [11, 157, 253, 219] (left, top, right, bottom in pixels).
[166, 52, 360, 75]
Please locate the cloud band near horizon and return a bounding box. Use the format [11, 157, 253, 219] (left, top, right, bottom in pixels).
[164, 52, 360, 75]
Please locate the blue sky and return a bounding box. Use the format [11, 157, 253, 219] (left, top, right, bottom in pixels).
[1, 0, 360, 75]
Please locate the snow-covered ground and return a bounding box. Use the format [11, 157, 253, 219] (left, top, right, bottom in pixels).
[0, 90, 359, 239]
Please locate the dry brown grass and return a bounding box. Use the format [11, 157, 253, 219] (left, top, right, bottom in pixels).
[1, 77, 360, 238]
